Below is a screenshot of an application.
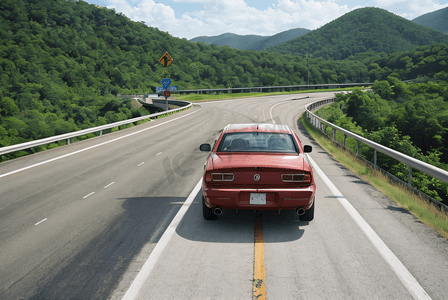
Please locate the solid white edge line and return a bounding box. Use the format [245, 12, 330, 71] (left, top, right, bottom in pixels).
[265, 96, 308, 124]
[0, 108, 202, 179]
[121, 178, 203, 300]
[270, 99, 291, 124]
[306, 154, 431, 300]
[262, 103, 269, 122]
[34, 218, 47, 226]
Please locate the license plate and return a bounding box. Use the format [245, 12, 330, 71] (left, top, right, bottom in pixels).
[250, 193, 266, 205]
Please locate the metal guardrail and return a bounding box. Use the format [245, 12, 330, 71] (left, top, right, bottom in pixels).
[0, 100, 192, 156]
[175, 82, 373, 95]
[306, 98, 448, 211]
[306, 98, 448, 184]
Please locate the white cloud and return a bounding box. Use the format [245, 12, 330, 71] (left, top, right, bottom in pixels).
[373, 0, 448, 19]
[106, 0, 448, 39]
[107, 0, 177, 31]
[273, 0, 352, 31]
[106, 0, 354, 39]
[372, 0, 406, 6]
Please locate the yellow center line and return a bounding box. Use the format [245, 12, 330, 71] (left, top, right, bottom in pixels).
[253, 214, 266, 300]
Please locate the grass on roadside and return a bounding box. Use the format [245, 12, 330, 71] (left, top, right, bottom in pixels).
[299, 113, 448, 240]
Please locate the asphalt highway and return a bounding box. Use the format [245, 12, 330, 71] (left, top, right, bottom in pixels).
[1, 92, 448, 300]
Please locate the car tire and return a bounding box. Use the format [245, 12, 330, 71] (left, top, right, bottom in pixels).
[203, 196, 217, 220]
[300, 200, 314, 221]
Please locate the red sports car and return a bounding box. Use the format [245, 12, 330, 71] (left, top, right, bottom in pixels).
[199, 123, 316, 221]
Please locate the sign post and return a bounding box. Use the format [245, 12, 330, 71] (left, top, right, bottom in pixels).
[164, 90, 170, 110]
[158, 52, 173, 110]
[161, 78, 172, 110]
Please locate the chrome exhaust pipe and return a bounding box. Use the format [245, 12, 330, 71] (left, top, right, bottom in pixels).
[213, 207, 223, 215]
[296, 208, 306, 216]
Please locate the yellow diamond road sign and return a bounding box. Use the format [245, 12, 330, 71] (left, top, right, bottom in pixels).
[159, 52, 173, 67]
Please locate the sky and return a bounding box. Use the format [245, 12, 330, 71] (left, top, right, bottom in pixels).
[83, 0, 448, 40]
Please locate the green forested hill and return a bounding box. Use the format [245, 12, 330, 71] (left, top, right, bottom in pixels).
[0, 0, 448, 161]
[413, 6, 448, 34]
[189, 28, 310, 51]
[267, 7, 448, 60]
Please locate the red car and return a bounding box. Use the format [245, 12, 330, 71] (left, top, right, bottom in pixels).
[199, 123, 316, 221]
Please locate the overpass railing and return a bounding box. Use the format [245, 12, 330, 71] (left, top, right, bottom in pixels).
[175, 82, 372, 95]
[305, 98, 448, 211]
[0, 100, 192, 157]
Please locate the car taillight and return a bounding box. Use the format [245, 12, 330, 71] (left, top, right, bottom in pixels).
[205, 174, 211, 182]
[211, 173, 234, 181]
[281, 173, 311, 183]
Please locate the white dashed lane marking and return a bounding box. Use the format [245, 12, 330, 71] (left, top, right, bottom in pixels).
[34, 218, 47, 226]
[104, 182, 115, 188]
[83, 192, 95, 199]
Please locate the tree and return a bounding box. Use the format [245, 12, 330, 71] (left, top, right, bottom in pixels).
[0, 97, 20, 116]
[372, 80, 393, 100]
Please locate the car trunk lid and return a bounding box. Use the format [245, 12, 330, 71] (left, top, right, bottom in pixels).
[208, 153, 310, 187]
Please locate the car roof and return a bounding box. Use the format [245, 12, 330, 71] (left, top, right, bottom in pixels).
[223, 123, 292, 133]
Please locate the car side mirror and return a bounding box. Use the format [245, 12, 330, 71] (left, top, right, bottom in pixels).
[200, 143, 211, 151]
[304, 145, 312, 153]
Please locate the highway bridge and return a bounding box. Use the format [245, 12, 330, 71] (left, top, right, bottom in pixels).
[1, 92, 448, 299]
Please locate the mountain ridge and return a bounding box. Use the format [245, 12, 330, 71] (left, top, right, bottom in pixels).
[266, 7, 448, 60]
[412, 6, 448, 33]
[189, 27, 310, 51]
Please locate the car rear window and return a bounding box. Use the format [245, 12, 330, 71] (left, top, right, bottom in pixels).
[217, 132, 299, 153]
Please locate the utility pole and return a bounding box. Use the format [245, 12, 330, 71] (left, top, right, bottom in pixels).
[307, 55, 310, 86]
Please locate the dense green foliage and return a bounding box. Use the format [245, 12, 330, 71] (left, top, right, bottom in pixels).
[0, 0, 156, 160]
[351, 42, 448, 82]
[267, 7, 448, 60]
[316, 79, 448, 202]
[413, 6, 448, 34]
[190, 28, 311, 51]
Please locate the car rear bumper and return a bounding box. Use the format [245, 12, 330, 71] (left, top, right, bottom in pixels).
[202, 183, 316, 210]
